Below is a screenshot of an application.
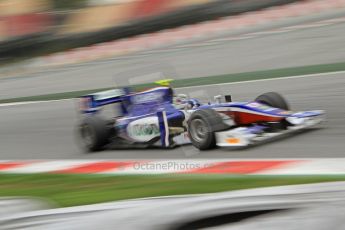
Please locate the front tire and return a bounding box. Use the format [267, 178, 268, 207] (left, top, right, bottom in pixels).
[188, 109, 229, 150]
[78, 116, 111, 152]
[255, 92, 290, 110]
[255, 92, 290, 129]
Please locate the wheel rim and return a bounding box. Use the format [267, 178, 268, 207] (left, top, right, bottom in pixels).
[80, 124, 94, 147]
[190, 119, 208, 143]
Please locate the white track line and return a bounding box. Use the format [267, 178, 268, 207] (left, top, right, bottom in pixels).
[1, 70, 344, 107]
[0, 99, 73, 107]
[178, 69, 345, 90]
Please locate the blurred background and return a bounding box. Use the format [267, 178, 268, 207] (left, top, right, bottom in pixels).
[1, 0, 317, 63]
[0, 0, 210, 41]
[0, 0, 219, 62]
[1, 0, 344, 69]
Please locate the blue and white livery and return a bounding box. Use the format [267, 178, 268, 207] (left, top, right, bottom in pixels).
[77, 84, 324, 152]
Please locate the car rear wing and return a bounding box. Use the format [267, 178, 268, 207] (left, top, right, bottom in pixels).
[79, 88, 126, 114]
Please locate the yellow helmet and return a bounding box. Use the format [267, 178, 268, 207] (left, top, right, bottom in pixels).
[155, 79, 174, 87]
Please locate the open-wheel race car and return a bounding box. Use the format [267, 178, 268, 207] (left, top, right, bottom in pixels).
[76, 80, 324, 152]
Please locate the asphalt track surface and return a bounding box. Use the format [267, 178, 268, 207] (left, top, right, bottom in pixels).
[1, 10, 345, 99]
[1, 74, 344, 159]
[1, 13, 345, 160]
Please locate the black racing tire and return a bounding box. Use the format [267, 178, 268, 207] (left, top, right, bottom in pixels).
[255, 92, 290, 110]
[255, 92, 291, 130]
[188, 109, 229, 150]
[78, 116, 111, 152]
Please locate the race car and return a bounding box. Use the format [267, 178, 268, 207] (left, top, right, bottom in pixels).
[76, 80, 324, 152]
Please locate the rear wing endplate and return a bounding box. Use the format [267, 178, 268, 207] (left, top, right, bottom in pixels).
[79, 89, 126, 114]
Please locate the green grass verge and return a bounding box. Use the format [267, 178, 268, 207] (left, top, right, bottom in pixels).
[1, 174, 345, 207]
[1, 62, 345, 104]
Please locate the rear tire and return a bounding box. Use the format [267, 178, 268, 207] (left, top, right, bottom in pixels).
[255, 92, 290, 110]
[78, 116, 111, 152]
[188, 109, 229, 150]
